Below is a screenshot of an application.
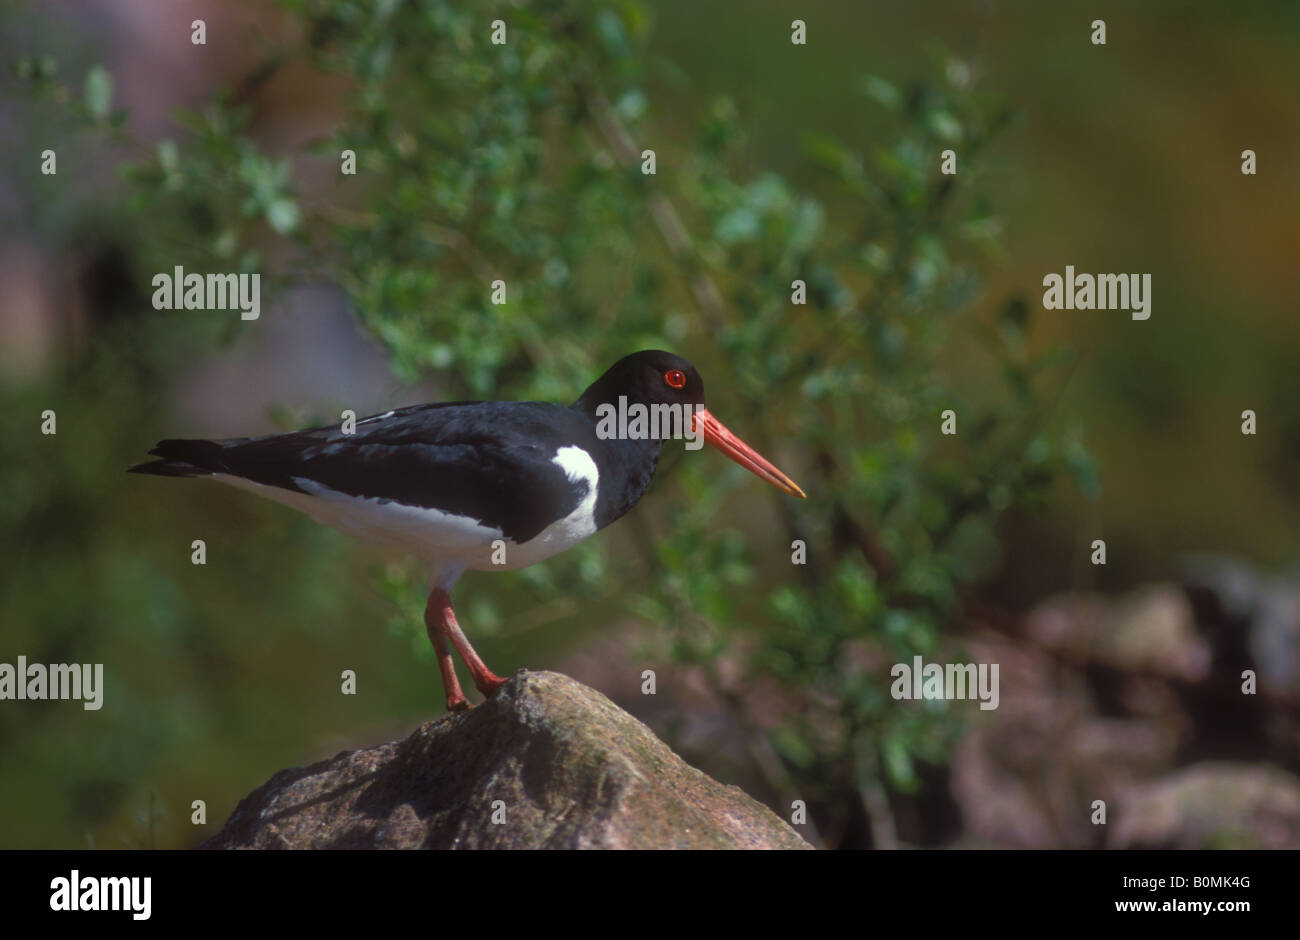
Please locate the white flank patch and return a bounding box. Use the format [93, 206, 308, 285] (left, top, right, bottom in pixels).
[498, 445, 600, 569]
[206, 443, 600, 579]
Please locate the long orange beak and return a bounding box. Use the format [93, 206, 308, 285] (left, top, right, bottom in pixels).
[694, 408, 806, 499]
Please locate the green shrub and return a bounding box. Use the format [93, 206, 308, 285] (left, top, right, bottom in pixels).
[10, 0, 1088, 846]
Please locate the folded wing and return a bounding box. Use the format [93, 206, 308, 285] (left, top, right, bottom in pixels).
[129, 401, 592, 545]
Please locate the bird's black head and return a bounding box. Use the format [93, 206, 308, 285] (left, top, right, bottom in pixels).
[574, 350, 706, 421]
[574, 349, 805, 498]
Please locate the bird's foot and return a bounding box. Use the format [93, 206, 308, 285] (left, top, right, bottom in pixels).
[446, 694, 472, 712]
[474, 671, 507, 698]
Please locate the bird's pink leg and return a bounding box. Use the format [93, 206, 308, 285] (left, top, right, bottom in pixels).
[431, 588, 507, 698]
[424, 592, 470, 712]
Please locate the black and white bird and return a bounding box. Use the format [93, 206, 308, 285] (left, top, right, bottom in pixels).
[129, 350, 805, 711]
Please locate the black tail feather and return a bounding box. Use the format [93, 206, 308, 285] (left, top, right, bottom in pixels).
[127, 438, 228, 477]
[126, 458, 209, 477]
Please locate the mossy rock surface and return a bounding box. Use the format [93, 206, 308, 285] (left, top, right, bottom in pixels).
[204, 670, 813, 850]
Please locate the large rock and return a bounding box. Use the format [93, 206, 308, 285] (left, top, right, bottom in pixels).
[204, 670, 812, 849]
[1110, 763, 1300, 849]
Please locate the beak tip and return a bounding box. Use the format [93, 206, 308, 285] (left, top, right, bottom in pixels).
[699, 408, 806, 500]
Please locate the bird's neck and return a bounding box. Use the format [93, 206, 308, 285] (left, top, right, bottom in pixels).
[571, 399, 665, 529]
[597, 433, 664, 526]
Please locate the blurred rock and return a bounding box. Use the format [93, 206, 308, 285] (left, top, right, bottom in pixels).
[954, 572, 1300, 849]
[1111, 763, 1300, 849]
[950, 636, 1182, 848]
[1100, 586, 1210, 680]
[1182, 555, 1262, 624]
[1027, 584, 1209, 680]
[203, 670, 811, 850]
[1183, 554, 1300, 692]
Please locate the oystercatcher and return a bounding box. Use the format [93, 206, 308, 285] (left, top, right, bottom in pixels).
[130, 350, 805, 711]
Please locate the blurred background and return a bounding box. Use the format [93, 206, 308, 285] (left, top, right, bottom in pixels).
[2, 0, 1298, 849]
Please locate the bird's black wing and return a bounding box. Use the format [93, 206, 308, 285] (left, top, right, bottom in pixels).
[130, 401, 595, 543]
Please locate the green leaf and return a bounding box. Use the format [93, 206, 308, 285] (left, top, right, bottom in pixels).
[84, 66, 113, 121]
[859, 75, 901, 110]
[266, 198, 300, 234]
[156, 139, 179, 173]
[1065, 441, 1101, 500]
[882, 735, 919, 791]
[715, 207, 760, 245]
[615, 89, 647, 122]
[926, 110, 963, 142]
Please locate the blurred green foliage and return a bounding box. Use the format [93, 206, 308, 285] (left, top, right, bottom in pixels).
[5, 0, 1090, 846]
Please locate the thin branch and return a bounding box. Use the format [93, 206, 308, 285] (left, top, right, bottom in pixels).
[579, 80, 729, 333]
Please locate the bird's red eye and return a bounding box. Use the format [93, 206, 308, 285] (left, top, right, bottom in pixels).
[664, 369, 686, 389]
